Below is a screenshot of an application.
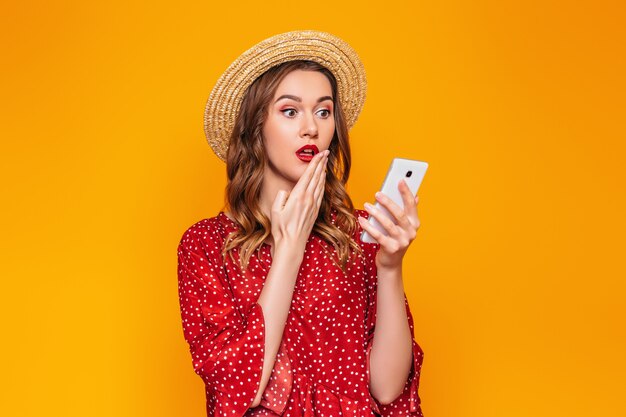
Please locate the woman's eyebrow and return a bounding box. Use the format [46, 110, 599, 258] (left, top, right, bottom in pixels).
[274, 94, 333, 104]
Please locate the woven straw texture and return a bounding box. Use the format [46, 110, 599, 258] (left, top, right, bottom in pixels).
[203, 30, 367, 161]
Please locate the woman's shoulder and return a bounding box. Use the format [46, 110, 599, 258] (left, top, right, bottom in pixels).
[177, 212, 234, 252]
[347, 207, 373, 233]
[327, 207, 375, 249]
[330, 207, 369, 221]
[349, 207, 380, 255]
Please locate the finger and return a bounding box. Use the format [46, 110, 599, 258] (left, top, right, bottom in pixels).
[358, 216, 390, 246]
[306, 152, 327, 197]
[399, 179, 416, 210]
[271, 189, 288, 214]
[398, 179, 419, 225]
[291, 150, 327, 197]
[364, 202, 401, 238]
[313, 168, 326, 208]
[291, 152, 324, 196]
[375, 189, 412, 230]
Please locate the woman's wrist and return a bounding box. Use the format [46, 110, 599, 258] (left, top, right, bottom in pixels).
[375, 259, 403, 276]
[273, 241, 305, 263]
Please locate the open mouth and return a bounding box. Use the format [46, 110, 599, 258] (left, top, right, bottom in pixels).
[295, 144, 319, 162]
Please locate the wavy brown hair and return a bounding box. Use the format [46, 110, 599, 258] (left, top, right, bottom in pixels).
[222, 60, 362, 271]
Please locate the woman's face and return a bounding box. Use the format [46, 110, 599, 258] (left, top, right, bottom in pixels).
[262, 69, 335, 187]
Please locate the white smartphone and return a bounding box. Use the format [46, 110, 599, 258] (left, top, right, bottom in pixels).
[361, 158, 429, 244]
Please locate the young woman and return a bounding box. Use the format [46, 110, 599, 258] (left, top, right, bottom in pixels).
[177, 30, 425, 417]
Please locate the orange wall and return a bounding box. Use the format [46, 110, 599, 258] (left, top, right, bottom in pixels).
[1, 1, 624, 416]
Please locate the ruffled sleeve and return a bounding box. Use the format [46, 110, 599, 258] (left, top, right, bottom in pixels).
[177, 224, 266, 417]
[358, 210, 425, 416]
[258, 339, 293, 414]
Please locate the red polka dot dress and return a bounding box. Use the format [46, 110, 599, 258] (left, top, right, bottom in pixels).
[177, 209, 425, 416]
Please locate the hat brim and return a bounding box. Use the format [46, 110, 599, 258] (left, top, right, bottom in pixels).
[203, 30, 367, 162]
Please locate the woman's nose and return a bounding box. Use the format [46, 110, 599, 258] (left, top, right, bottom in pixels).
[300, 113, 318, 138]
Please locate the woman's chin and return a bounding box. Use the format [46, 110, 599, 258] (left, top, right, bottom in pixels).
[266, 161, 309, 187]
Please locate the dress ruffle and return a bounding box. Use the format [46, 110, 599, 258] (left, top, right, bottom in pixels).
[251, 341, 376, 417]
[260, 340, 293, 415]
[250, 371, 378, 416]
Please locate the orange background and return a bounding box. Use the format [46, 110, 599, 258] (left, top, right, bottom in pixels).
[1, 1, 624, 416]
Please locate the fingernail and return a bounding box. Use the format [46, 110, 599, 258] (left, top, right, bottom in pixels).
[375, 191, 382, 199]
[364, 202, 373, 210]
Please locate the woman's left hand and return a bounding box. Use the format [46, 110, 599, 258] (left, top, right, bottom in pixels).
[358, 179, 421, 270]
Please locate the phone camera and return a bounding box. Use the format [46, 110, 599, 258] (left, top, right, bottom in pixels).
[406, 171, 413, 178]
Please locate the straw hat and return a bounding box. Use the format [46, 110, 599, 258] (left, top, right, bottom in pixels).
[203, 30, 367, 162]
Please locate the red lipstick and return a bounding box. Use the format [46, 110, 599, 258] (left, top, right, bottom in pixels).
[295, 144, 319, 162]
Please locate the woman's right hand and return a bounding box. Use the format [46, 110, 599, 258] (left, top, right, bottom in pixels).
[270, 149, 329, 255]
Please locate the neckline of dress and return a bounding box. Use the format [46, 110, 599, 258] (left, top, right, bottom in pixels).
[219, 209, 342, 226]
[218, 211, 236, 226]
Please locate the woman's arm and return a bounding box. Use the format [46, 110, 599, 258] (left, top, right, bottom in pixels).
[358, 180, 422, 404]
[249, 150, 329, 408]
[368, 264, 413, 404]
[250, 246, 302, 407]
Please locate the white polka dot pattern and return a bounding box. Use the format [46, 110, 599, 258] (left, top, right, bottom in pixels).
[177, 209, 425, 416]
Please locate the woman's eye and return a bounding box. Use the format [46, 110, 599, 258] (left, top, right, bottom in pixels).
[318, 109, 331, 118]
[281, 109, 297, 117]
